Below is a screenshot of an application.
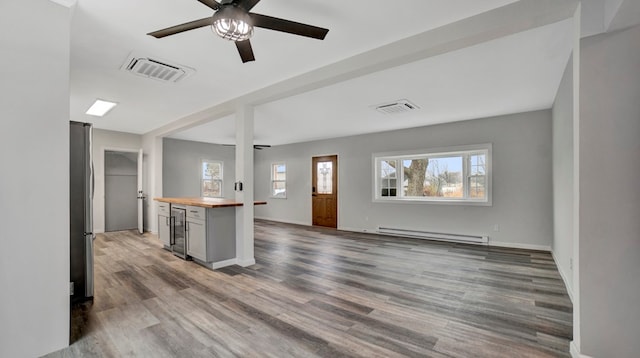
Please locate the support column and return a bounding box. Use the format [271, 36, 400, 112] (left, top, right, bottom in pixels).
[570, 4, 582, 357]
[141, 133, 163, 233]
[235, 105, 255, 266]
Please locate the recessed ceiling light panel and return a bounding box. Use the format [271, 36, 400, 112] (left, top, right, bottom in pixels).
[86, 99, 117, 117]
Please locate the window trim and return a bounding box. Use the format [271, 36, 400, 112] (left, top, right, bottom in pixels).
[270, 162, 287, 199]
[372, 143, 492, 206]
[201, 159, 223, 198]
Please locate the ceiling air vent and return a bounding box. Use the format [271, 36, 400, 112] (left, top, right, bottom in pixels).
[374, 99, 420, 115]
[121, 53, 195, 83]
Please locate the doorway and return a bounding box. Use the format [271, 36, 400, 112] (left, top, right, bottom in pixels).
[312, 155, 338, 228]
[104, 150, 138, 232]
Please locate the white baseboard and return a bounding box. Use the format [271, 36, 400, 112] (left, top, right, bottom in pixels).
[488, 241, 551, 252]
[194, 258, 237, 270]
[254, 216, 309, 227]
[337, 226, 376, 233]
[571, 341, 593, 358]
[211, 258, 238, 269]
[236, 257, 256, 267]
[551, 251, 574, 303]
[266, 221, 551, 253]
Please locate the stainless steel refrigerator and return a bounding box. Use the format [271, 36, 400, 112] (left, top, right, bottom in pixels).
[70, 121, 94, 303]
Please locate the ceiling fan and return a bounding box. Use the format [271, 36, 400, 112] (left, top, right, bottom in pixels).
[148, 0, 329, 63]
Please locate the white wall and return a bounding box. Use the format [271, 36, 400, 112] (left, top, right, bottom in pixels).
[0, 1, 71, 356]
[552, 55, 575, 298]
[92, 129, 142, 233]
[255, 110, 554, 249]
[578, 24, 640, 358]
[162, 138, 236, 199]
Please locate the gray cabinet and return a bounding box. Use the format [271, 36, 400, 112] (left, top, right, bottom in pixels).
[186, 218, 206, 261]
[185, 205, 236, 264]
[157, 202, 171, 248]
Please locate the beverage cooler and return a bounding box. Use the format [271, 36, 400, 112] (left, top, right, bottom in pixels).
[170, 205, 187, 259]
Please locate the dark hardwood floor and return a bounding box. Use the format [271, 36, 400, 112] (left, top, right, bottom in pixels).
[47, 220, 572, 357]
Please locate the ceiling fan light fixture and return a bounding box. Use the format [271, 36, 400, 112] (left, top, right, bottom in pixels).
[212, 7, 253, 41]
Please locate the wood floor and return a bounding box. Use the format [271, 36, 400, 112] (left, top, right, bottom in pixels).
[47, 220, 572, 357]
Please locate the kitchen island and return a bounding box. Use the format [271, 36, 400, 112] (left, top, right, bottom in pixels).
[154, 197, 266, 270]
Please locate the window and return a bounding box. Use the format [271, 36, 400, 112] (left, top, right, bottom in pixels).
[271, 163, 286, 198]
[201, 160, 223, 197]
[374, 144, 491, 204]
[316, 160, 333, 194]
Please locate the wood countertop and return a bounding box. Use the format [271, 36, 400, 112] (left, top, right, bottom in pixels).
[154, 197, 267, 208]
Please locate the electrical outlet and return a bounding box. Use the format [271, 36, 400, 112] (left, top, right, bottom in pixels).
[493, 224, 500, 232]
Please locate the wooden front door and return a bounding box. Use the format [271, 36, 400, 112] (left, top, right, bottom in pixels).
[312, 155, 338, 228]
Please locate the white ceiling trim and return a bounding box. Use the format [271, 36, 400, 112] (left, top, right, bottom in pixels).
[606, 0, 640, 32]
[49, 0, 77, 8]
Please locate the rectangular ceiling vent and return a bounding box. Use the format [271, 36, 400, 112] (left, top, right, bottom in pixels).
[374, 99, 420, 115]
[121, 53, 195, 83]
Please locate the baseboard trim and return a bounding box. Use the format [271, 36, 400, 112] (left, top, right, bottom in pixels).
[193, 258, 237, 270]
[254, 216, 309, 227]
[262, 220, 552, 252]
[488, 241, 551, 252]
[236, 258, 256, 267]
[570, 341, 593, 358]
[337, 226, 375, 234]
[552, 251, 574, 303]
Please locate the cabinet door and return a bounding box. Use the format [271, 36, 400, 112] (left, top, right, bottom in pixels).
[187, 219, 207, 261]
[158, 215, 171, 247]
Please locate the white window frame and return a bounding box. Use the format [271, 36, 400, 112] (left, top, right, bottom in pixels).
[201, 159, 223, 198]
[270, 162, 287, 199]
[372, 143, 492, 206]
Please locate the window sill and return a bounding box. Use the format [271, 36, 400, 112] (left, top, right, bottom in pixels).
[373, 198, 492, 206]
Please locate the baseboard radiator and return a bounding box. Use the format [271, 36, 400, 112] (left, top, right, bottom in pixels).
[377, 226, 489, 245]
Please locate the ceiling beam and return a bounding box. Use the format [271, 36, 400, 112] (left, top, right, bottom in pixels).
[146, 0, 579, 139]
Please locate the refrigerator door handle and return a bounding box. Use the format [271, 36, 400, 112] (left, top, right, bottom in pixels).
[169, 216, 175, 246]
[91, 162, 95, 200]
[85, 234, 94, 297]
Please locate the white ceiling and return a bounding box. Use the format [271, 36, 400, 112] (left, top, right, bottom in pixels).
[69, 0, 639, 145]
[170, 18, 574, 145]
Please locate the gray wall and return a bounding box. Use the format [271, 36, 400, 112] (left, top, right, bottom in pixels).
[579, 25, 640, 357]
[552, 55, 574, 297]
[163, 138, 236, 198]
[255, 110, 554, 249]
[105, 152, 138, 231]
[0, 1, 70, 356]
[93, 129, 143, 233]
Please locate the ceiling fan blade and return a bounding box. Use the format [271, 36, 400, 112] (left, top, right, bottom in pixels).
[235, 39, 255, 63]
[238, 0, 261, 11]
[148, 17, 214, 38]
[249, 13, 329, 40]
[196, 0, 222, 11]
